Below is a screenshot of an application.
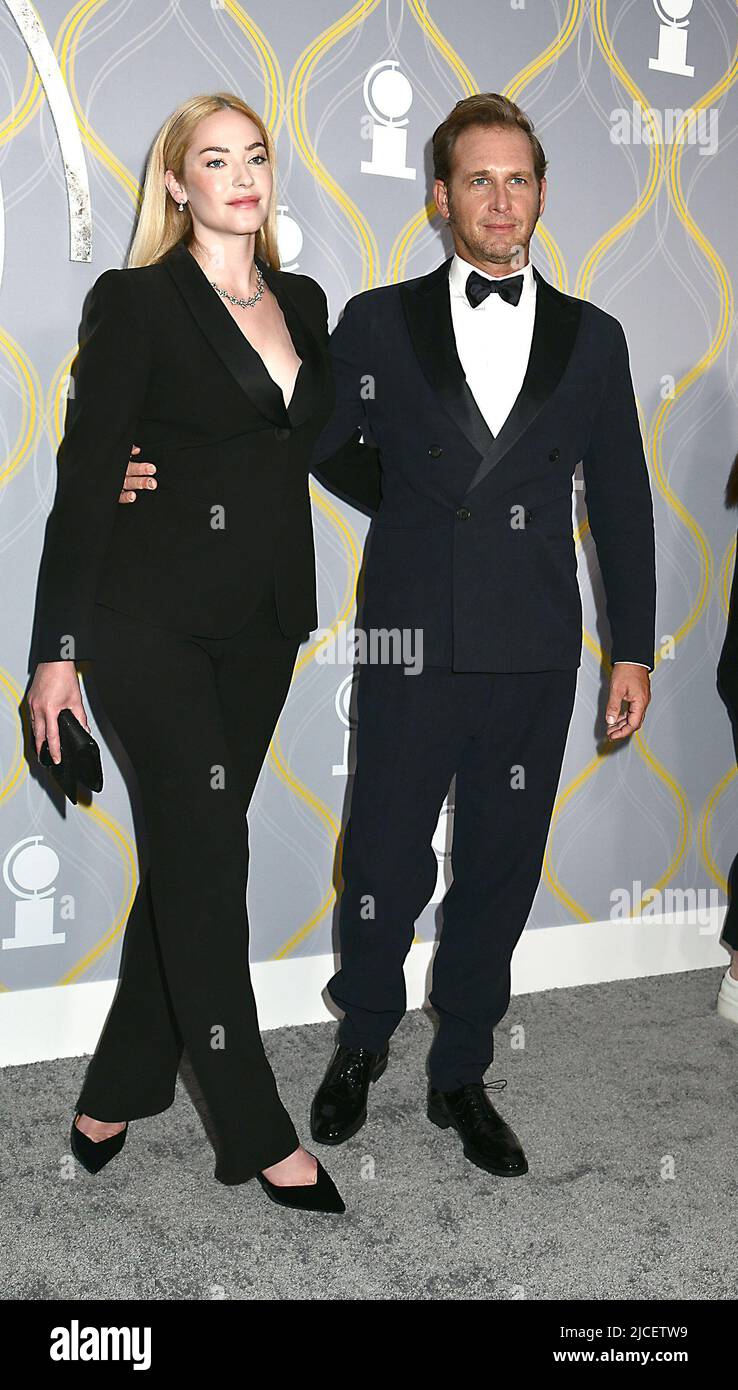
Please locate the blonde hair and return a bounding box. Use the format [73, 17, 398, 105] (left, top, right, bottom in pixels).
[127, 91, 280, 269]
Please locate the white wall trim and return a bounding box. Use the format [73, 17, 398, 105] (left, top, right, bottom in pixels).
[0, 911, 730, 1067]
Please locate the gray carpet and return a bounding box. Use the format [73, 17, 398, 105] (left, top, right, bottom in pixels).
[1, 966, 735, 1301]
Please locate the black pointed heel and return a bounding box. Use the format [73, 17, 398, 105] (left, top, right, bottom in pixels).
[70, 1113, 128, 1174]
[256, 1156, 346, 1213]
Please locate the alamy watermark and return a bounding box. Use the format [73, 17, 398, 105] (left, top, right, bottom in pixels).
[610, 882, 721, 933]
[610, 102, 718, 156]
[314, 623, 423, 675]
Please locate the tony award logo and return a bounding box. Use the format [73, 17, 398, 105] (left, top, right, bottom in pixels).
[649, 0, 695, 78]
[361, 60, 416, 180]
[332, 674, 357, 777]
[3, 836, 64, 949]
[276, 205, 303, 271]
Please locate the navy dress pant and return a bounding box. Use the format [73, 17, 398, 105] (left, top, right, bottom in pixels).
[327, 660, 578, 1091]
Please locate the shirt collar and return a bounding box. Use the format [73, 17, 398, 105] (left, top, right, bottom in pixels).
[448, 251, 535, 304]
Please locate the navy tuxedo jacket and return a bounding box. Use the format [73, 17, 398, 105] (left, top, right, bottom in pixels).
[311, 255, 657, 673]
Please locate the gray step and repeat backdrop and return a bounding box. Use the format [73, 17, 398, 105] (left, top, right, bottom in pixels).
[1, 1, 737, 1015]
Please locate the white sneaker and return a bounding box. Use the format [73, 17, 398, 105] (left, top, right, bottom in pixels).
[716, 966, 738, 1024]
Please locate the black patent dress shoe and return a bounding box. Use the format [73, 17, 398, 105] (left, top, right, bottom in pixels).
[427, 1079, 528, 1176]
[256, 1157, 346, 1214]
[70, 1112, 128, 1174]
[310, 1042, 389, 1145]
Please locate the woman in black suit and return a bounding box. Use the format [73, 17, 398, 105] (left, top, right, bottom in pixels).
[27, 91, 376, 1213]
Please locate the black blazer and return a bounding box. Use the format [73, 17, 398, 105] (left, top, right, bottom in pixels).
[311, 256, 657, 673]
[718, 537, 738, 717]
[29, 239, 377, 667]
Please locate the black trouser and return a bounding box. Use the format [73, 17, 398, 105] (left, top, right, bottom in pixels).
[76, 581, 302, 1183]
[327, 660, 578, 1091]
[718, 646, 738, 951]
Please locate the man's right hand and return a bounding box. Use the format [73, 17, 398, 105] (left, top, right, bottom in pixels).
[119, 444, 157, 503]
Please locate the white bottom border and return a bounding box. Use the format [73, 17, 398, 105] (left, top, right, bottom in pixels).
[0, 912, 730, 1067]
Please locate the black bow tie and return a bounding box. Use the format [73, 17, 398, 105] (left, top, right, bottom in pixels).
[465, 269, 524, 308]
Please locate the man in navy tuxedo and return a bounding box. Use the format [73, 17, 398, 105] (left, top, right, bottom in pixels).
[122, 94, 655, 1178]
[305, 92, 655, 1178]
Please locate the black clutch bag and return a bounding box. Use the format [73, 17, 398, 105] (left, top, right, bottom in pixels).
[39, 708, 103, 805]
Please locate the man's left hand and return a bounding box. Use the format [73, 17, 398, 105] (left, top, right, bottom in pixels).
[604, 663, 651, 741]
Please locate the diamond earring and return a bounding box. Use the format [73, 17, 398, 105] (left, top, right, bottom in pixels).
[178, 201, 185, 212]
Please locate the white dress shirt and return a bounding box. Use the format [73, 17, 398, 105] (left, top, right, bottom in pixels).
[446, 251, 649, 671]
[448, 251, 535, 439]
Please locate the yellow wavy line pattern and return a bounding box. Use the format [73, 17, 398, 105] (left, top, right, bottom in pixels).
[268, 721, 342, 959]
[388, 2, 578, 288]
[3, 2, 736, 984]
[285, 0, 382, 291]
[261, 1, 387, 958]
[225, 1, 285, 138]
[505, 0, 583, 102]
[0, 668, 28, 808]
[544, 3, 738, 922]
[701, 767, 734, 899]
[59, 1, 141, 206]
[671, 37, 738, 899]
[0, 326, 40, 488]
[387, 0, 477, 285]
[0, 3, 143, 983]
[395, 0, 604, 923]
[270, 0, 592, 952]
[0, 52, 42, 146]
[0, 0, 333, 982]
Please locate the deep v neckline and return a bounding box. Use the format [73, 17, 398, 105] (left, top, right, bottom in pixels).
[185, 246, 305, 412]
[163, 239, 328, 429]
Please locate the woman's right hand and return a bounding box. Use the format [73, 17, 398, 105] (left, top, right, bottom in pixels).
[27, 663, 90, 764]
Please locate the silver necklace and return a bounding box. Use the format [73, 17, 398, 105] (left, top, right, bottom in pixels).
[209, 263, 264, 309]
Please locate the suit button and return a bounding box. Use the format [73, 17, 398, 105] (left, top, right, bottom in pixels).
[549, 448, 560, 461]
[456, 507, 471, 521]
[428, 445, 443, 458]
[275, 426, 291, 440]
[524, 508, 533, 522]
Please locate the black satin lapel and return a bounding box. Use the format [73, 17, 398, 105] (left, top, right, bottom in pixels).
[399, 257, 496, 464]
[463, 268, 583, 495]
[162, 242, 305, 427]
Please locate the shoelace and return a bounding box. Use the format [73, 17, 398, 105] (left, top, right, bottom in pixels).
[462, 1078, 508, 1124]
